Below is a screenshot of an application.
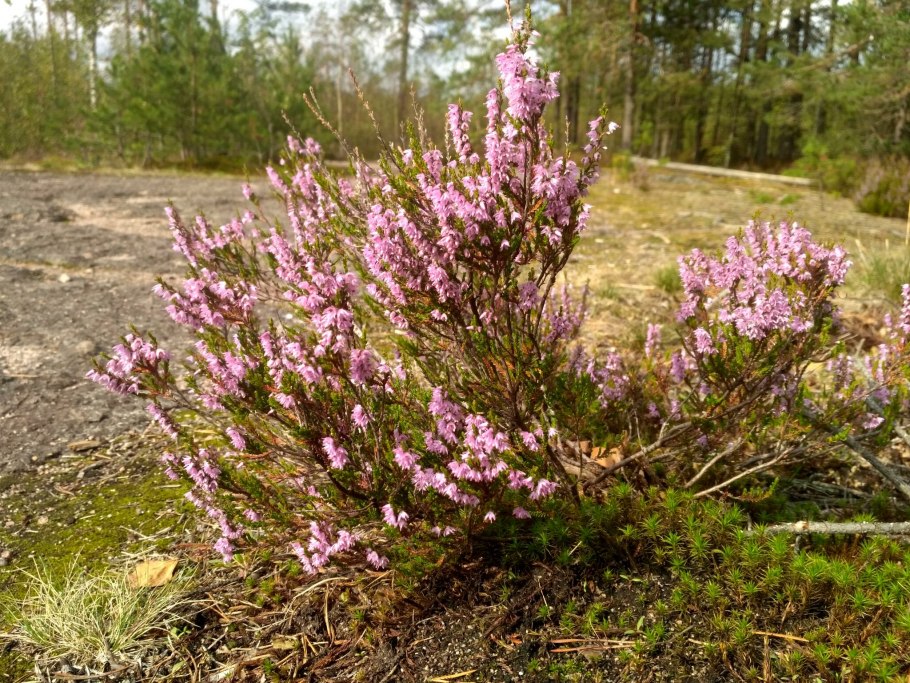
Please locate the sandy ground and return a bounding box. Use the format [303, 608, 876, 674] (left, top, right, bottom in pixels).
[0, 169, 257, 472]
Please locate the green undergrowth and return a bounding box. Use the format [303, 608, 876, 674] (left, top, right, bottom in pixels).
[478, 484, 910, 680]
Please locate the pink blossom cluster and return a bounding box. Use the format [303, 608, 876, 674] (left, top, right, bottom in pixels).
[678, 221, 851, 357]
[672, 221, 851, 417]
[87, 333, 169, 395]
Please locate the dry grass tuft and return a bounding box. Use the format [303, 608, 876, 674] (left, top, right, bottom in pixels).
[2, 561, 192, 668]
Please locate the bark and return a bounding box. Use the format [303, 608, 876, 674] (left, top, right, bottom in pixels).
[729, 0, 754, 164]
[45, 0, 58, 92]
[755, 521, 910, 536]
[621, 0, 638, 150]
[396, 0, 412, 133]
[88, 27, 98, 110]
[124, 0, 132, 57]
[814, 0, 836, 135]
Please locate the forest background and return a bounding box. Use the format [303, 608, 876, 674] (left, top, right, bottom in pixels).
[0, 0, 908, 217]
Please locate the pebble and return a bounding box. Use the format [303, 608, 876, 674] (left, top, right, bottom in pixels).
[74, 340, 100, 356]
[58, 273, 71, 283]
[37, 515, 49, 526]
[68, 439, 102, 453]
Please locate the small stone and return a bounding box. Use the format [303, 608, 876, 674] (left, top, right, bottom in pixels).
[58, 273, 71, 283]
[68, 439, 102, 453]
[74, 340, 100, 356]
[37, 516, 49, 526]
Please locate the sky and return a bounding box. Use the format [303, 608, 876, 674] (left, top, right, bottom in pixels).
[0, 0, 282, 33]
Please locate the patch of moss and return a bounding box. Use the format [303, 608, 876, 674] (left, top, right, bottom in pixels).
[0, 466, 188, 612]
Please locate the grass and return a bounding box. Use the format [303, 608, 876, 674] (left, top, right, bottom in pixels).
[853, 239, 910, 303]
[2, 562, 191, 668]
[654, 264, 682, 295]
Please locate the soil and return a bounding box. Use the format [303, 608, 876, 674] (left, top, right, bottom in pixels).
[0, 169, 260, 472]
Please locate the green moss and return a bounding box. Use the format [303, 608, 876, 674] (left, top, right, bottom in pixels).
[0, 466, 188, 616]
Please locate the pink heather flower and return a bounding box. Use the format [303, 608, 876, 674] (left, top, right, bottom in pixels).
[349, 349, 377, 385]
[645, 323, 661, 359]
[214, 537, 234, 563]
[517, 281, 540, 311]
[513, 507, 531, 519]
[381, 504, 409, 530]
[226, 427, 246, 451]
[693, 328, 716, 356]
[275, 393, 296, 409]
[243, 508, 261, 522]
[322, 437, 349, 469]
[242, 183, 254, 200]
[483, 511, 496, 523]
[898, 284, 910, 338]
[147, 403, 179, 439]
[670, 351, 689, 383]
[351, 404, 370, 430]
[520, 430, 539, 452]
[366, 549, 389, 569]
[393, 446, 419, 470]
[530, 478, 558, 501]
[862, 414, 885, 430]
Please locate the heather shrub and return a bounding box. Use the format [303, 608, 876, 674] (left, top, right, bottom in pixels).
[91, 20, 910, 576]
[90, 21, 616, 571]
[564, 221, 910, 491]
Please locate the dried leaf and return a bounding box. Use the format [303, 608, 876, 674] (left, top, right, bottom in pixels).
[128, 558, 178, 588]
[594, 447, 623, 469]
[271, 637, 298, 651]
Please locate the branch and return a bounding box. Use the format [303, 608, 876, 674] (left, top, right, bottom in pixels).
[582, 421, 693, 492]
[802, 408, 910, 503]
[753, 520, 910, 537]
[685, 437, 745, 489]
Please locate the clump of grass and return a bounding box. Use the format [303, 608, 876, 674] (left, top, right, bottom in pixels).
[779, 193, 800, 206]
[2, 562, 191, 667]
[749, 189, 776, 204]
[654, 264, 682, 295]
[852, 239, 910, 303]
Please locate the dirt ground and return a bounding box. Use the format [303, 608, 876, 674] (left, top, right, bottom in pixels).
[0, 165, 904, 476]
[0, 169, 259, 472]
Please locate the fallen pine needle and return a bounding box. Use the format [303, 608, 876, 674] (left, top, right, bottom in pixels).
[752, 630, 808, 643]
[427, 670, 477, 682]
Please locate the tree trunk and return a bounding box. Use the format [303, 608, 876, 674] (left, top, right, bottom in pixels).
[729, 0, 754, 164]
[621, 0, 638, 150]
[124, 0, 132, 57]
[815, 0, 837, 136]
[88, 27, 98, 110]
[45, 0, 59, 92]
[28, 0, 39, 41]
[396, 0, 412, 133]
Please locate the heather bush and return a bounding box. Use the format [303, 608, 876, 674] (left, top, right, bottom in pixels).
[91, 18, 910, 576]
[90, 20, 616, 571]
